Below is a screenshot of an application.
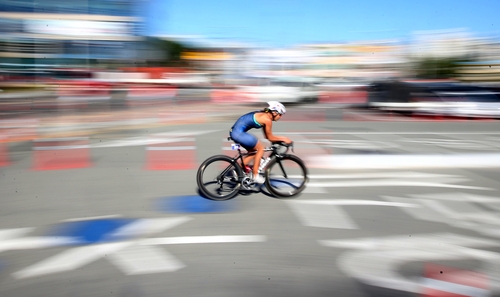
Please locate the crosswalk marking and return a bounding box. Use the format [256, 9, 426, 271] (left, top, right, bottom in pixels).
[287, 202, 358, 229]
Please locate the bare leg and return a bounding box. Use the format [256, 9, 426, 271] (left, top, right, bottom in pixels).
[242, 152, 255, 168]
[252, 141, 265, 177]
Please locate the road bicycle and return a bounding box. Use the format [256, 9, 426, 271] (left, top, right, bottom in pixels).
[196, 138, 308, 200]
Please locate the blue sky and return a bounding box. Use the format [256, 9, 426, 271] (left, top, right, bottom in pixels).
[144, 0, 500, 47]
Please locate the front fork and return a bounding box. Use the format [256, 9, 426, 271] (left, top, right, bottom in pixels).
[275, 156, 288, 178]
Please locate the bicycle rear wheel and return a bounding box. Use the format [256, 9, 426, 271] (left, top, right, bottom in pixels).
[264, 154, 308, 198]
[197, 155, 243, 200]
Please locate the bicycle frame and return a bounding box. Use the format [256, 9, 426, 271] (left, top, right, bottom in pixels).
[216, 146, 258, 182]
[217, 141, 289, 183]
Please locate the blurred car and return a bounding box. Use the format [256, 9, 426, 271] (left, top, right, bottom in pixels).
[315, 77, 369, 91]
[238, 77, 321, 104]
[367, 80, 500, 118]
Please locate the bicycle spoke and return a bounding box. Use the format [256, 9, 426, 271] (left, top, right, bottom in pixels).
[265, 155, 307, 198]
[197, 155, 242, 200]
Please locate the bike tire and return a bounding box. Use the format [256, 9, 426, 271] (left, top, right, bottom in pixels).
[197, 155, 243, 201]
[264, 154, 308, 198]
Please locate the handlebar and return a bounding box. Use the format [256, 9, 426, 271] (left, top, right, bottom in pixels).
[271, 141, 294, 154]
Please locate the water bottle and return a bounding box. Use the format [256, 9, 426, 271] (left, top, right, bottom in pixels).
[258, 157, 270, 172]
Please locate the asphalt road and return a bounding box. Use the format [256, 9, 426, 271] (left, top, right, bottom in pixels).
[1, 111, 500, 297]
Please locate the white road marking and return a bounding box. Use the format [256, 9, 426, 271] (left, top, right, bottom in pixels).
[287, 200, 419, 229]
[282, 132, 500, 135]
[290, 200, 419, 207]
[91, 130, 218, 148]
[63, 215, 122, 222]
[141, 235, 267, 245]
[10, 217, 192, 279]
[303, 186, 328, 194]
[320, 233, 500, 294]
[8, 217, 267, 279]
[319, 233, 500, 251]
[108, 244, 185, 275]
[421, 278, 489, 297]
[306, 153, 500, 169]
[382, 196, 453, 223]
[289, 172, 490, 229]
[399, 138, 493, 149]
[288, 134, 331, 154]
[33, 145, 89, 150]
[382, 193, 500, 238]
[307, 178, 492, 190]
[287, 201, 358, 229]
[0, 228, 33, 240]
[146, 146, 196, 150]
[91, 137, 190, 148]
[400, 192, 500, 203]
[153, 130, 220, 137]
[0, 237, 78, 253]
[13, 242, 132, 279]
[307, 139, 400, 150]
[307, 172, 460, 179]
[110, 217, 192, 239]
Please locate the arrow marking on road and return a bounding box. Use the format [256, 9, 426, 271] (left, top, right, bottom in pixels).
[7, 217, 266, 279]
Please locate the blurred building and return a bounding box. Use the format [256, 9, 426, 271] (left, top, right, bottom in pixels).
[299, 42, 405, 80]
[455, 37, 500, 82]
[0, 0, 143, 71]
[409, 29, 500, 82]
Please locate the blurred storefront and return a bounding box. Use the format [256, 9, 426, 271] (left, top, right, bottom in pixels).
[0, 0, 143, 73]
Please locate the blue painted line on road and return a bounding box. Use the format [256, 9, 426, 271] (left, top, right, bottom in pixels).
[155, 195, 237, 213]
[47, 218, 137, 245]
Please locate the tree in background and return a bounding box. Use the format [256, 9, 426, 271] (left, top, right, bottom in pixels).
[412, 57, 473, 79]
[144, 37, 192, 67]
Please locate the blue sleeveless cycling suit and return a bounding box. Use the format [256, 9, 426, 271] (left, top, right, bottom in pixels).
[230, 111, 262, 150]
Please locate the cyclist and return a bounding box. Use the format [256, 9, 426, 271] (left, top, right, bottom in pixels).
[229, 101, 292, 184]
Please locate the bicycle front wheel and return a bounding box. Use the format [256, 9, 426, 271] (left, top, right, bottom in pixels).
[264, 154, 308, 198]
[197, 155, 243, 201]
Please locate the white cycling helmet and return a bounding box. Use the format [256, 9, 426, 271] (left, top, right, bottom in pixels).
[267, 101, 286, 115]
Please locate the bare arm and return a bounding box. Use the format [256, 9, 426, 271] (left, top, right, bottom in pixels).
[261, 117, 292, 143]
